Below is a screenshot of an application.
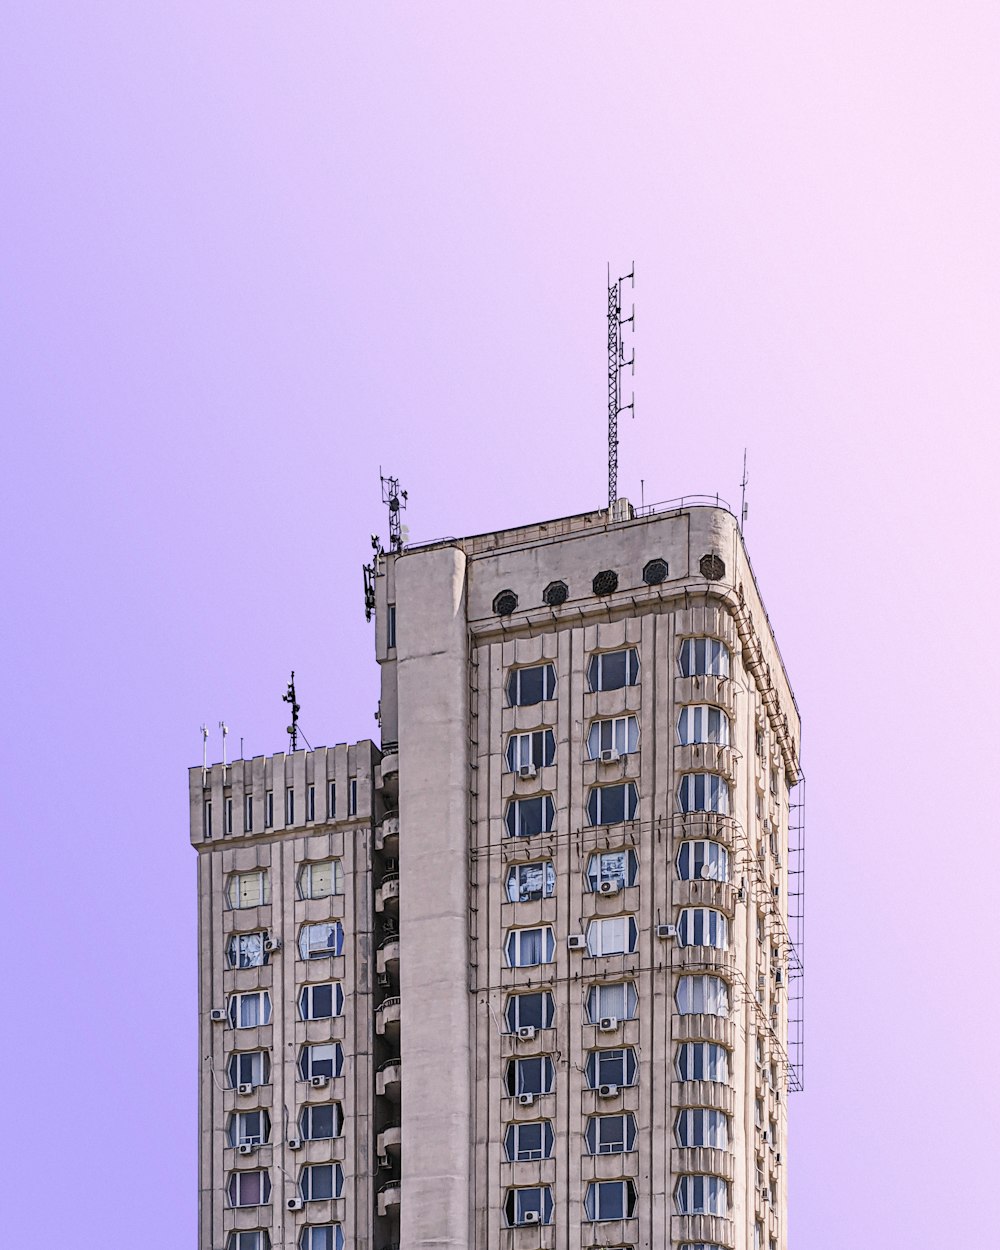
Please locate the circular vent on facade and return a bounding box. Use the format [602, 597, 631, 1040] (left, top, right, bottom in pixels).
[643, 558, 668, 585]
[592, 570, 619, 596]
[543, 580, 568, 606]
[699, 553, 726, 581]
[493, 589, 518, 616]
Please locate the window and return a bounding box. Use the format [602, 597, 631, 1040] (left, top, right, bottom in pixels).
[227, 933, 267, 969]
[307, 784, 316, 822]
[675, 975, 730, 1017]
[769, 1118, 779, 1149]
[771, 767, 779, 795]
[228, 1170, 270, 1208]
[298, 860, 343, 900]
[677, 774, 730, 814]
[585, 1179, 636, 1220]
[506, 730, 556, 772]
[677, 705, 730, 746]
[586, 1048, 637, 1089]
[504, 1187, 553, 1227]
[225, 797, 233, 834]
[587, 783, 638, 826]
[328, 781, 336, 819]
[244, 794, 253, 833]
[204, 800, 213, 838]
[299, 922, 344, 960]
[229, 1234, 270, 1250]
[675, 1042, 730, 1083]
[505, 926, 555, 968]
[587, 715, 640, 759]
[504, 1056, 555, 1097]
[505, 861, 555, 903]
[300, 1164, 343, 1202]
[586, 916, 638, 956]
[674, 1175, 728, 1216]
[348, 779, 357, 816]
[676, 840, 729, 882]
[299, 1229, 344, 1250]
[299, 1043, 343, 1081]
[227, 872, 269, 909]
[286, 788, 295, 825]
[586, 981, 637, 1023]
[678, 638, 730, 678]
[228, 1051, 269, 1089]
[504, 991, 555, 1033]
[228, 992, 271, 1029]
[586, 1113, 637, 1154]
[588, 648, 639, 691]
[265, 791, 273, 828]
[301, 1104, 343, 1141]
[674, 1108, 729, 1149]
[387, 604, 396, 649]
[504, 1120, 554, 1161]
[505, 795, 555, 838]
[586, 849, 638, 892]
[507, 663, 556, 707]
[299, 983, 344, 1020]
[755, 1222, 764, 1250]
[677, 908, 728, 950]
[228, 1110, 270, 1147]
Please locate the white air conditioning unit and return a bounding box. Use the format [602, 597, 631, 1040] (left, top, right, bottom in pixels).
[567, 934, 586, 950]
[598, 1016, 619, 1033]
[377, 973, 391, 988]
[518, 764, 537, 780]
[597, 1083, 619, 1098]
[521, 1211, 541, 1225]
[598, 879, 620, 896]
[237, 1143, 255, 1156]
[377, 1153, 390, 1169]
[599, 748, 620, 764]
[237, 1082, 255, 1096]
[210, 1009, 226, 1023]
[310, 1075, 330, 1089]
[287, 1197, 304, 1212]
[263, 936, 280, 953]
[287, 1137, 303, 1151]
[517, 1093, 535, 1107]
[656, 924, 677, 939]
[516, 1026, 537, 1041]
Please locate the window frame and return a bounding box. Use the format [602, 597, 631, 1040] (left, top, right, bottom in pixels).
[226, 871, 269, 910]
[227, 932, 268, 969]
[297, 859, 343, 900]
[504, 1055, 555, 1097]
[228, 1109, 271, 1148]
[506, 663, 557, 708]
[677, 907, 729, 950]
[674, 1174, 729, 1217]
[228, 1170, 271, 1209]
[674, 1108, 730, 1149]
[587, 782, 639, 827]
[298, 921, 345, 960]
[584, 1178, 637, 1221]
[505, 794, 556, 838]
[585, 1047, 638, 1089]
[677, 773, 731, 815]
[585, 1113, 637, 1155]
[228, 991, 272, 1030]
[299, 1163, 344, 1203]
[505, 926, 556, 968]
[228, 1051, 269, 1089]
[587, 648, 640, 692]
[300, 1103, 343, 1141]
[505, 860, 556, 903]
[586, 981, 638, 1024]
[675, 975, 730, 1017]
[504, 990, 555, 1033]
[298, 1043, 344, 1081]
[586, 915, 639, 957]
[587, 715, 640, 759]
[299, 1228, 344, 1250]
[299, 982, 344, 1021]
[228, 1233, 270, 1250]
[675, 1042, 730, 1083]
[586, 848, 638, 892]
[677, 704, 731, 746]
[504, 1120, 555, 1162]
[506, 729, 556, 772]
[677, 637, 730, 678]
[503, 1186, 553, 1227]
[676, 839, 730, 882]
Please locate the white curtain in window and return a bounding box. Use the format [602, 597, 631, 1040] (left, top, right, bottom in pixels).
[676, 975, 730, 1016]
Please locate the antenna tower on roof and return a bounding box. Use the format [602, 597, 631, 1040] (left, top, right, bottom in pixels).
[283, 671, 300, 753]
[607, 263, 635, 513]
[380, 469, 409, 553]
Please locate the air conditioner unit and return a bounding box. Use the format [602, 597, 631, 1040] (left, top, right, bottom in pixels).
[518, 764, 537, 780]
[598, 1016, 619, 1032]
[516, 1025, 537, 1041]
[287, 1137, 303, 1151]
[521, 1211, 541, 1225]
[377, 973, 391, 988]
[567, 934, 586, 950]
[377, 1153, 390, 1169]
[517, 1093, 535, 1107]
[656, 923, 677, 939]
[237, 1143, 255, 1156]
[598, 879, 620, 896]
[310, 1075, 330, 1089]
[597, 1083, 619, 1098]
[757, 974, 766, 988]
[287, 1197, 304, 1212]
[599, 748, 620, 764]
[237, 1083, 254, 1096]
[263, 936, 280, 953]
[210, 1009, 226, 1023]
[761, 1188, 770, 1204]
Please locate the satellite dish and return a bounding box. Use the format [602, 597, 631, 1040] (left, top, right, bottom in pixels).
[699, 864, 715, 880]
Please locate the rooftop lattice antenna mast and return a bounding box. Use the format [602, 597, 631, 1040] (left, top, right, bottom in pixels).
[283, 671, 300, 753]
[380, 469, 409, 553]
[608, 263, 635, 513]
[740, 448, 749, 532]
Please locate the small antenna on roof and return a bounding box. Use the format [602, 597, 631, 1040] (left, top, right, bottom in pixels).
[607, 263, 635, 514]
[282, 672, 300, 753]
[200, 723, 209, 783]
[740, 448, 749, 532]
[380, 469, 409, 552]
[218, 721, 229, 769]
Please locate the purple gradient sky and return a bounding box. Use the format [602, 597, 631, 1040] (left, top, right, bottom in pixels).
[2, 5, 998, 1245]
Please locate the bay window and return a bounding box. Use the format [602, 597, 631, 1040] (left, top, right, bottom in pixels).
[676, 840, 729, 882]
[299, 1164, 343, 1202]
[299, 1230, 344, 1250]
[677, 908, 728, 950]
[674, 1175, 729, 1216]
[674, 1108, 729, 1149]
[504, 1187, 553, 1226]
[675, 975, 730, 1017]
[678, 638, 730, 678]
[677, 704, 730, 745]
[226, 871, 269, 909]
[299, 983, 344, 1020]
[299, 1043, 343, 1081]
[227, 932, 267, 969]
[298, 860, 342, 900]
[228, 1110, 270, 1147]
[677, 774, 730, 814]
[301, 1104, 343, 1141]
[675, 1042, 730, 1083]
[228, 1051, 268, 1089]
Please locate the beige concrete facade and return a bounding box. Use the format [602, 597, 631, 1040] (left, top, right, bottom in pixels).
[191, 500, 802, 1250]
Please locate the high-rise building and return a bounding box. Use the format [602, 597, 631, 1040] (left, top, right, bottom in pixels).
[190, 499, 804, 1250]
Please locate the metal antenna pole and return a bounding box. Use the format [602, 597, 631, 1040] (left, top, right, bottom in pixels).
[740, 448, 749, 532]
[218, 721, 229, 769]
[283, 672, 300, 753]
[380, 469, 409, 553]
[607, 264, 635, 514]
[200, 724, 209, 783]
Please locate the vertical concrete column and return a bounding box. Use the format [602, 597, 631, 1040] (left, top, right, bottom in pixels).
[395, 545, 472, 1250]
